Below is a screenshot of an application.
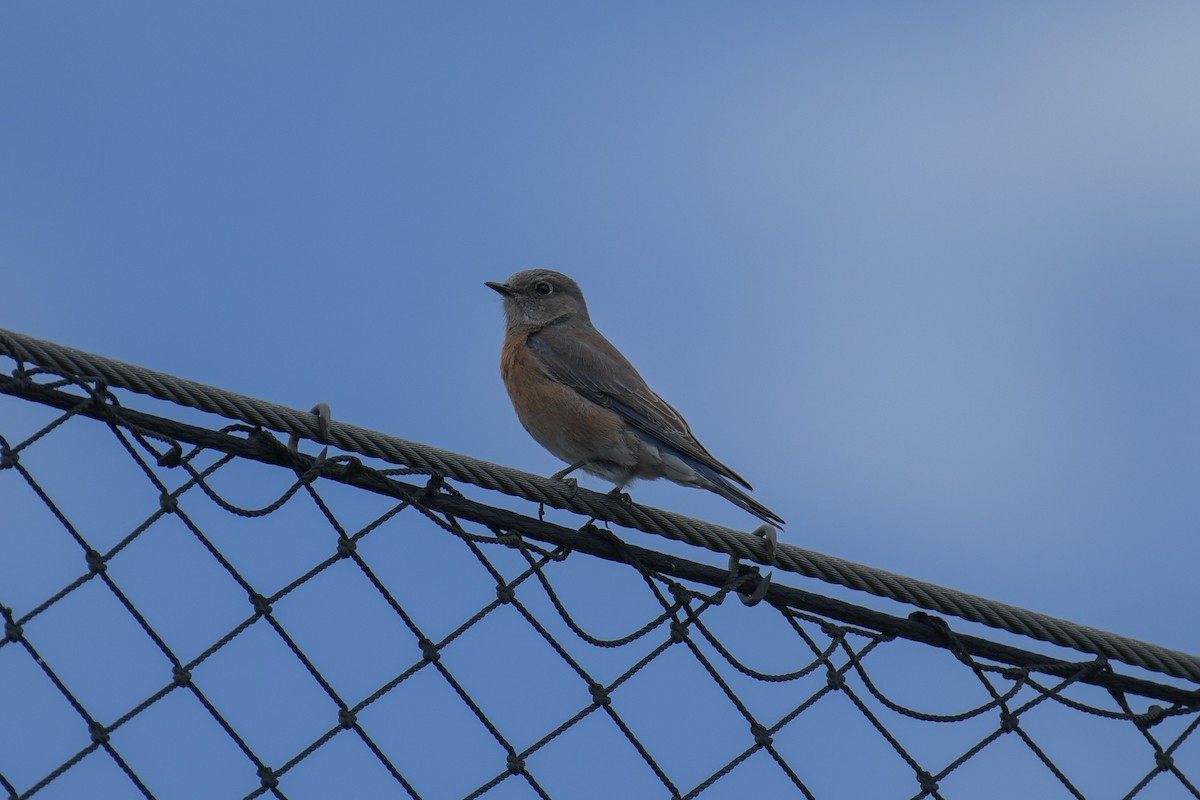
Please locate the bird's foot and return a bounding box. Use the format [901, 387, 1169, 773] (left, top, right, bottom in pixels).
[606, 487, 632, 504]
[550, 461, 586, 482]
[548, 470, 580, 498]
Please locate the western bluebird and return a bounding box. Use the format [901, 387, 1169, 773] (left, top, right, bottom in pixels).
[486, 269, 784, 528]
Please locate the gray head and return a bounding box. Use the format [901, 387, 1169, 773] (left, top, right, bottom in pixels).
[485, 269, 592, 333]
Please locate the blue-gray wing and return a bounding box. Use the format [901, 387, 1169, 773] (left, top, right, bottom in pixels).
[527, 325, 754, 490]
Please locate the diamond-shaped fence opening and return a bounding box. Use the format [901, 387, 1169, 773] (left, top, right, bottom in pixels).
[1, 327, 1199, 800]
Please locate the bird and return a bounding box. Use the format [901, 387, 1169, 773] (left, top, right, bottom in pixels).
[485, 269, 784, 528]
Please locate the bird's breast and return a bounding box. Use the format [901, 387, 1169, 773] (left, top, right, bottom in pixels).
[500, 335, 627, 466]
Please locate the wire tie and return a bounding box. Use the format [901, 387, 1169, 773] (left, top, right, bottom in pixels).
[248, 427, 277, 449]
[156, 442, 183, 468]
[738, 572, 772, 606]
[750, 523, 778, 564]
[343, 456, 365, 478]
[314, 402, 331, 439]
[497, 531, 523, 549]
[299, 447, 329, 484]
[725, 554, 746, 595]
[421, 472, 447, 498]
[727, 555, 772, 606]
[82, 377, 110, 409]
[288, 402, 333, 453]
[910, 611, 972, 661]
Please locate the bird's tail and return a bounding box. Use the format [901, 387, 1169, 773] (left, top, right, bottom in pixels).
[687, 459, 786, 529]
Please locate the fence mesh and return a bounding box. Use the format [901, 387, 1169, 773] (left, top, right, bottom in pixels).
[2, 338, 1198, 799]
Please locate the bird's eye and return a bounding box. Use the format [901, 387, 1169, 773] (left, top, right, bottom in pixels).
[534, 281, 554, 296]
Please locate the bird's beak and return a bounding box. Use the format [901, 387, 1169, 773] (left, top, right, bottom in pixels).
[484, 281, 515, 297]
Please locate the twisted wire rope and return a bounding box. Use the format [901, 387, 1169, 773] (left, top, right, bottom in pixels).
[2, 326, 1198, 686]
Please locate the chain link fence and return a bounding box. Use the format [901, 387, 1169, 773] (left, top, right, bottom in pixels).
[2, 332, 1198, 799]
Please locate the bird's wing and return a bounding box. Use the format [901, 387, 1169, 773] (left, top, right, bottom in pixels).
[527, 326, 754, 490]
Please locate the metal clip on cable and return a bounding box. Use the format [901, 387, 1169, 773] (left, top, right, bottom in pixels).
[288, 402, 332, 459]
[726, 525, 776, 606]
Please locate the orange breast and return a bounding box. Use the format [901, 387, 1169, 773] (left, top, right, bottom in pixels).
[500, 334, 626, 465]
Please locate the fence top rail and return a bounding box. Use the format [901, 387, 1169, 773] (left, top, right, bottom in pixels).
[2, 326, 1198, 688]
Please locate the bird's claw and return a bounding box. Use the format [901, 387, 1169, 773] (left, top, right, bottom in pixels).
[544, 472, 579, 499]
[550, 461, 586, 482]
[606, 488, 632, 504]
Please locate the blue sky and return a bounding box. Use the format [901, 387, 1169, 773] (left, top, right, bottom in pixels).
[2, 3, 1199, 798]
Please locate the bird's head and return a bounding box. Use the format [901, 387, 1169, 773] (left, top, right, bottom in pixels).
[485, 270, 591, 333]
